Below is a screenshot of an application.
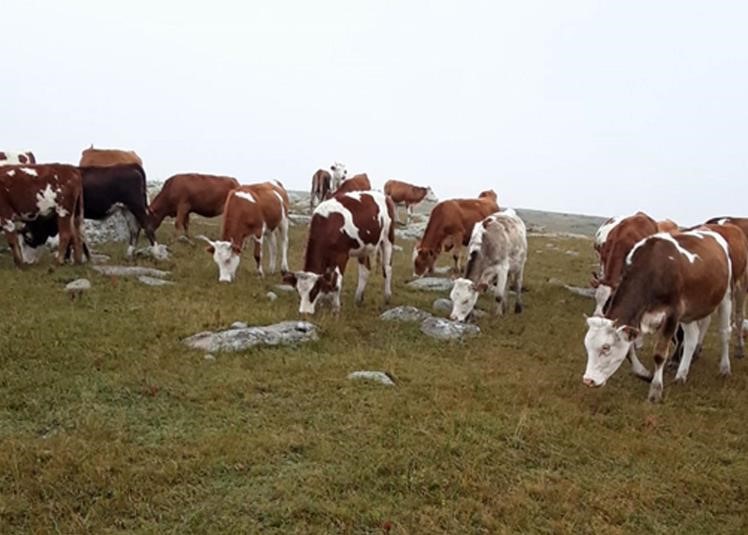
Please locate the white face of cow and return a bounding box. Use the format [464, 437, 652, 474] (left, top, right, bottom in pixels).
[449, 278, 480, 322]
[283, 269, 341, 314]
[330, 162, 348, 184]
[424, 187, 438, 203]
[583, 317, 635, 387]
[200, 236, 241, 282]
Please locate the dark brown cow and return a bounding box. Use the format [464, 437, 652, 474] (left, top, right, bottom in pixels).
[412, 190, 499, 276]
[80, 145, 142, 167]
[384, 179, 437, 223]
[199, 181, 289, 282]
[310, 162, 347, 208]
[149, 173, 240, 239]
[591, 212, 659, 315]
[0, 151, 36, 165]
[583, 230, 733, 402]
[282, 191, 395, 314]
[0, 164, 85, 266]
[333, 173, 371, 196]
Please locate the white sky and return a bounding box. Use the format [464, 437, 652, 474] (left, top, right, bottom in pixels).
[3, 0, 746, 225]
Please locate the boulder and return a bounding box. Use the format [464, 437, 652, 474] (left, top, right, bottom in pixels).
[65, 278, 91, 293]
[432, 298, 453, 314]
[407, 277, 454, 292]
[420, 317, 480, 341]
[379, 306, 432, 323]
[84, 210, 131, 244]
[289, 213, 312, 226]
[93, 266, 170, 278]
[183, 321, 319, 352]
[266, 291, 278, 302]
[138, 275, 174, 287]
[274, 284, 296, 293]
[347, 371, 396, 386]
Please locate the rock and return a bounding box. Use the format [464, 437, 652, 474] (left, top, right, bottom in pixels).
[83, 209, 132, 244]
[392, 244, 404, 252]
[289, 213, 312, 226]
[274, 284, 296, 293]
[433, 266, 452, 275]
[230, 321, 248, 330]
[348, 371, 396, 386]
[395, 221, 427, 241]
[380, 306, 432, 323]
[433, 298, 453, 313]
[90, 253, 110, 264]
[565, 250, 580, 257]
[407, 277, 454, 292]
[137, 275, 174, 287]
[134, 244, 170, 261]
[93, 266, 170, 278]
[65, 278, 91, 292]
[204, 354, 216, 361]
[183, 321, 319, 352]
[549, 278, 596, 299]
[266, 291, 278, 302]
[420, 317, 480, 340]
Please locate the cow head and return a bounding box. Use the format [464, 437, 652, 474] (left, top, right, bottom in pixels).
[282, 267, 341, 314]
[199, 235, 241, 282]
[412, 244, 437, 277]
[330, 162, 348, 188]
[449, 278, 488, 322]
[583, 316, 638, 387]
[424, 187, 438, 203]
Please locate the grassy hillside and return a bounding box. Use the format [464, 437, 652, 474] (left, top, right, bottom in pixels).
[1, 219, 746, 533]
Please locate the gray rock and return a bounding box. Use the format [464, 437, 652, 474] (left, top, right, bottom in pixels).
[204, 353, 216, 361]
[84, 211, 131, 244]
[395, 224, 426, 242]
[347, 371, 396, 386]
[289, 213, 312, 225]
[93, 266, 170, 278]
[433, 298, 453, 313]
[137, 275, 174, 287]
[392, 244, 404, 252]
[407, 277, 454, 292]
[420, 317, 480, 340]
[90, 253, 110, 264]
[433, 266, 452, 275]
[266, 291, 278, 302]
[65, 278, 91, 292]
[230, 321, 248, 330]
[134, 244, 170, 261]
[379, 306, 432, 323]
[274, 284, 296, 293]
[549, 278, 596, 299]
[183, 321, 319, 352]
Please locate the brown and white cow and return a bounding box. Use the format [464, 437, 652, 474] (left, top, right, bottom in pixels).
[199, 180, 289, 282]
[384, 179, 437, 223]
[333, 173, 371, 196]
[150, 173, 240, 239]
[282, 191, 395, 314]
[583, 230, 733, 402]
[310, 162, 347, 208]
[0, 151, 36, 166]
[0, 164, 85, 266]
[79, 145, 142, 167]
[706, 217, 748, 241]
[412, 190, 499, 276]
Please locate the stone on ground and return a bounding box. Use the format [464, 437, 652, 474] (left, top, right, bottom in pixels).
[138, 275, 174, 287]
[65, 278, 91, 293]
[380, 306, 432, 323]
[347, 371, 396, 386]
[183, 321, 319, 352]
[420, 317, 480, 340]
[93, 266, 171, 278]
[407, 277, 454, 292]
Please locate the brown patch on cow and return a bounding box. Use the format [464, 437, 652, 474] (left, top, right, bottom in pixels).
[334, 174, 371, 196]
[0, 152, 6, 161]
[597, 212, 658, 290]
[18, 154, 28, 164]
[79, 146, 142, 167]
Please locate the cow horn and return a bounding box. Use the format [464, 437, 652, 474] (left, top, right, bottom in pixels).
[196, 235, 215, 246]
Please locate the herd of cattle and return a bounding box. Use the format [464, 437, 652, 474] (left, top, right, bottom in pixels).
[1, 148, 747, 402]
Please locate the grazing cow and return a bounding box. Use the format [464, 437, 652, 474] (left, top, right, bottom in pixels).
[79, 145, 142, 167]
[200, 181, 289, 282]
[20, 164, 162, 261]
[450, 209, 527, 322]
[706, 217, 748, 241]
[412, 190, 499, 276]
[384, 179, 437, 223]
[333, 173, 372, 196]
[149, 173, 240, 239]
[282, 191, 395, 314]
[0, 164, 85, 266]
[0, 151, 36, 166]
[583, 230, 733, 402]
[310, 162, 347, 208]
[591, 212, 659, 316]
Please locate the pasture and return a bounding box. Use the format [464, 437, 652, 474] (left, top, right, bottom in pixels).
[1, 216, 747, 533]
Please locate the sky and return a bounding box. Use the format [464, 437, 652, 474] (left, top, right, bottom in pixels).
[2, 0, 747, 225]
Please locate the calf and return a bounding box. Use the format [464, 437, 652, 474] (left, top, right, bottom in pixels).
[282, 191, 395, 314]
[0, 151, 36, 165]
[21, 164, 162, 260]
[0, 164, 85, 266]
[80, 145, 142, 167]
[384, 179, 437, 223]
[333, 173, 371, 196]
[149, 173, 240, 239]
[310, 162, 347, 208]
[413, 190, 499, 276]
[200, 181, 289, 282]
[450, 210, 527, 322]
[583, 231, 733, 402]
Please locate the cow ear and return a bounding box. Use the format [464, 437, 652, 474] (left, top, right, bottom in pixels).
[475, 282, 488, 293]
[617, 325, 639, 342]
[282, 271, 298, 288]
[205, 245, 215, 254]
[231, 243, 241, 255]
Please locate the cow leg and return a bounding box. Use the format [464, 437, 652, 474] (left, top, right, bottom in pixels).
[267, 229, 277, 274]
[380, 239, 393, 304]
[56, 215, 73, 266]
[406, 204, 413, 224]
[674, 322, 701, 383]
[733, 283, 745, 358]
[175, 203, 190, 239]
[253, 235, 264, 277]
[68, 213, 83, 265]
[492, 263, 510, 316]
[695, 316, 712, 360]
[718, 290, 733, 376]
[594, 284, 612, 317]
[355, 256, 371, 305]
[4, 230, 24, 268]
[648, 317, 678, 402]
[627, 344, 652, 381]
[513, 265, 525, 314]
[279, 211, 289, 273]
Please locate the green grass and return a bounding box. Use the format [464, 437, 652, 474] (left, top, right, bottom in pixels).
[1, 220, 747, 534]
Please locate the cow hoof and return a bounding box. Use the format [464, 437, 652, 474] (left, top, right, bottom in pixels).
[647, 383, 663, 403]
[720, 366, 732, 377]
[674, 374, 688, 385]
[514, 303, 524, 314]
[734, 347, 745, 359]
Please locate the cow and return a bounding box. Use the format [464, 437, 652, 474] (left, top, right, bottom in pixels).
[591, 212, 660, 316]
[383, 179, 437, 223]
[79, 145, 142, 167]
[199, 181, 289, 282]
[412, 190, 499, 277]
[706, 217, 748, 241]
[0, 151, 36, 166]
[583, 230, 733, 403]
[20, 164, 163, 261]
[282, 191, 395, 314]
[0, 164, 85, 266]
[310, 162, 347, 208]
[149, 173, 240, 240]
[449, 209, 527, 322]
[333, 173, 372, 196]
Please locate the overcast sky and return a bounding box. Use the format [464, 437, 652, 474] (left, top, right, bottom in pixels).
[3, 1, 746, 224]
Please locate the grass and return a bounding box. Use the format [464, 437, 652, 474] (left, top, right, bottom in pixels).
[1, 218, 747, 534]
